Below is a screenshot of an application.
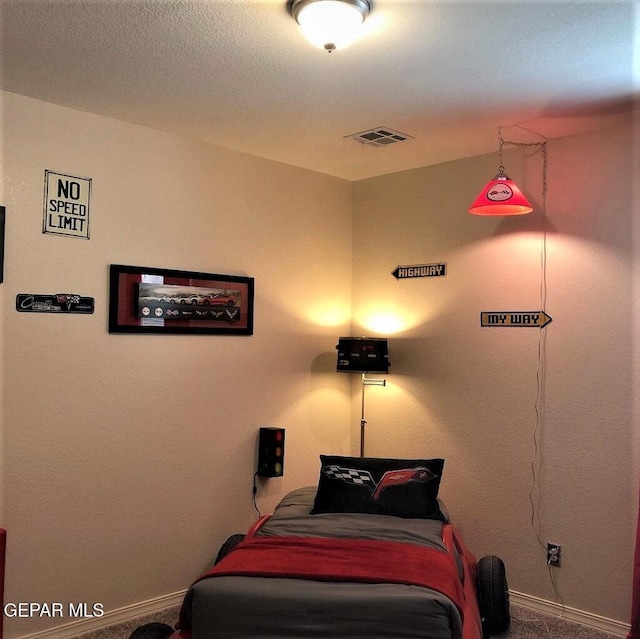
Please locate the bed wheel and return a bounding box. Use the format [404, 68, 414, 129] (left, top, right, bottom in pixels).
[128, 622, 175, 639]
[214, 533, 246, 564]
[477, 555, 510, 635]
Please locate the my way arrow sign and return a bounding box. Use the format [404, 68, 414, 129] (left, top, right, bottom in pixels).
[392, 263, 446, 279]
[481, 311, 553, 328]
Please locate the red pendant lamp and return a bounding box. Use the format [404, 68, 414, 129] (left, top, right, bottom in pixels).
[468, 165, 533, 216]
[469, 128, 535, 216]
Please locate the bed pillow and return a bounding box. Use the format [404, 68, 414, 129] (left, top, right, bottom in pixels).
[310, 455, 445, 520]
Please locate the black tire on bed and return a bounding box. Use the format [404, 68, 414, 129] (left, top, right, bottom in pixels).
[477, 555, 510, 635]
[128, 622, 175, 639]
[214, 533, 246, 565]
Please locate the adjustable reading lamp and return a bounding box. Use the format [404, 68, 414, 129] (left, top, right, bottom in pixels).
[336, 337, 389, 457]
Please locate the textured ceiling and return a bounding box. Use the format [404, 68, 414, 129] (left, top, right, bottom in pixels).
[0, 0, 636, 180]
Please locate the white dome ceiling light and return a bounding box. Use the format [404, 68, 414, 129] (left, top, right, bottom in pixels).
[289, 0, 371, 52]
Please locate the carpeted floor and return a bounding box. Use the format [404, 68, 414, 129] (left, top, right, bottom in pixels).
[505, 605, 624, 639]
[73, 605, 180, 639]
[73, 603, 626, 639]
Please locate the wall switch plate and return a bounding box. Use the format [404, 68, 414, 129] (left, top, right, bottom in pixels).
[547, 543, 561, 567]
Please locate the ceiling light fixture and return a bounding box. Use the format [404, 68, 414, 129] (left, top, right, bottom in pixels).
[289, 0, 371, 52]
[468, 130, 542, 216]
[468, 168, 533, 216]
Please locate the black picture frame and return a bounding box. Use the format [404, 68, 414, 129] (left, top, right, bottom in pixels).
[109, 264, 254, 335]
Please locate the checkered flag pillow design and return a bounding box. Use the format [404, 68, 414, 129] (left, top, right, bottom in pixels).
[321, 464, 437, 500]
[321, 465, 377, 492]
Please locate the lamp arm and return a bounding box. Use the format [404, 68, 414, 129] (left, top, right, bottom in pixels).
[360, 373, 367, 457]
[360, 374, 386, 457]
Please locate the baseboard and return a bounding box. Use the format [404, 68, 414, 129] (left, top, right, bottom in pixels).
[510, 590, 631, 637]
[18, 590, 186, 639]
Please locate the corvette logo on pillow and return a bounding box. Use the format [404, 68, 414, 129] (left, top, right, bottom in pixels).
[322, 465, 436, 500]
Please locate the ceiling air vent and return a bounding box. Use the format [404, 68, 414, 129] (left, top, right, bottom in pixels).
[345, 127, 414, 147]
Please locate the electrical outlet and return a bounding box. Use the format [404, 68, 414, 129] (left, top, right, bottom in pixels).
[547, 543, 561, 567]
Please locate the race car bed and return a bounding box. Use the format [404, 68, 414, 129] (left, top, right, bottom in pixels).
[132, 456, 509, 639]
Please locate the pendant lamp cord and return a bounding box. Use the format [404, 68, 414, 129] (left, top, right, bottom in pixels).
[498, 127, 564, 612]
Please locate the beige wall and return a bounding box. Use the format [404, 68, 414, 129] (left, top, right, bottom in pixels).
[0, 91, 353, 637]
[1, 90, 638, 636]
[352, 114, 638, 623]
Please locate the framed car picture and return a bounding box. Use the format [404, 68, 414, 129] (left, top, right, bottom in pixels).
[108, 264, 254, 335]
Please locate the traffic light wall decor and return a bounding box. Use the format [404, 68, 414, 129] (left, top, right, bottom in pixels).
[257, 427, 285, 477]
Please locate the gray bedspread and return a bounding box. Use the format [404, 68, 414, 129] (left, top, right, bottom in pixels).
[187, 486, 463, 639]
